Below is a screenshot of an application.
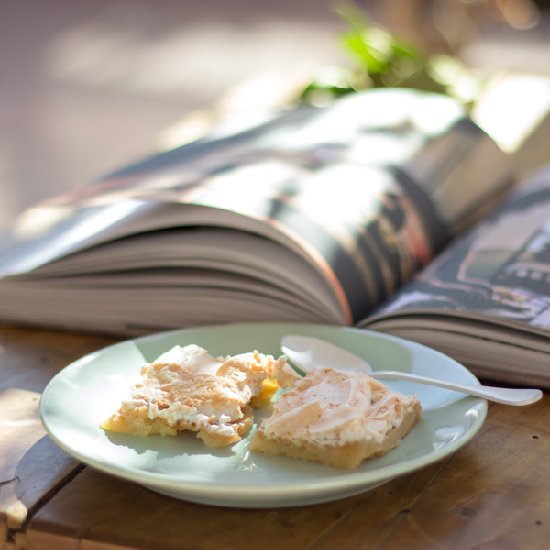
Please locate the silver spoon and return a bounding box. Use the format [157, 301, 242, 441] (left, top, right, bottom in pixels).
[281, 335, 543, 406]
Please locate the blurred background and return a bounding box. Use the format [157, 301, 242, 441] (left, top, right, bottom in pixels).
[1, 0, 550, 231]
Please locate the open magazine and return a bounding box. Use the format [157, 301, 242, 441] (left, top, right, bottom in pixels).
[1, 88, 546, 386]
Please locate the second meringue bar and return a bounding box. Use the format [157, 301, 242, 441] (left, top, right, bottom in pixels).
[251, 367, 422, 469]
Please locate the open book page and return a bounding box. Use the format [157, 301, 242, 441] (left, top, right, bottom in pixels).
[363, 166, 550, 387]
[0, 89, 511, 334]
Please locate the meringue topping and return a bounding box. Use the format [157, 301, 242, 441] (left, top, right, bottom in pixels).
[259, 367, 418, 444]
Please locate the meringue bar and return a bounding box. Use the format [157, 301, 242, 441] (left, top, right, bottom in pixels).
[250, 367, 422, 469]
[102, 344, 298, 448]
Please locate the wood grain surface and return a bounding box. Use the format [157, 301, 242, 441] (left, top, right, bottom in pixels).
[1, 326, 549, 550]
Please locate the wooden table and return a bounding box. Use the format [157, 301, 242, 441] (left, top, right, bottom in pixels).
[1, 326, 549, 550]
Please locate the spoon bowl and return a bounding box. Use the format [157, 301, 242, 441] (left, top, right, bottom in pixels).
[281, 335, 543, 407]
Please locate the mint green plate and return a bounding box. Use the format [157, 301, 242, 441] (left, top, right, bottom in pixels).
[40, 323, 487, 507]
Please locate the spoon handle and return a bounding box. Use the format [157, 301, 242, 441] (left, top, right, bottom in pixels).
[372, 371, 543, 406]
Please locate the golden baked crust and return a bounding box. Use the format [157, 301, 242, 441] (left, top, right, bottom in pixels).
[250, 367, 422, 469]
